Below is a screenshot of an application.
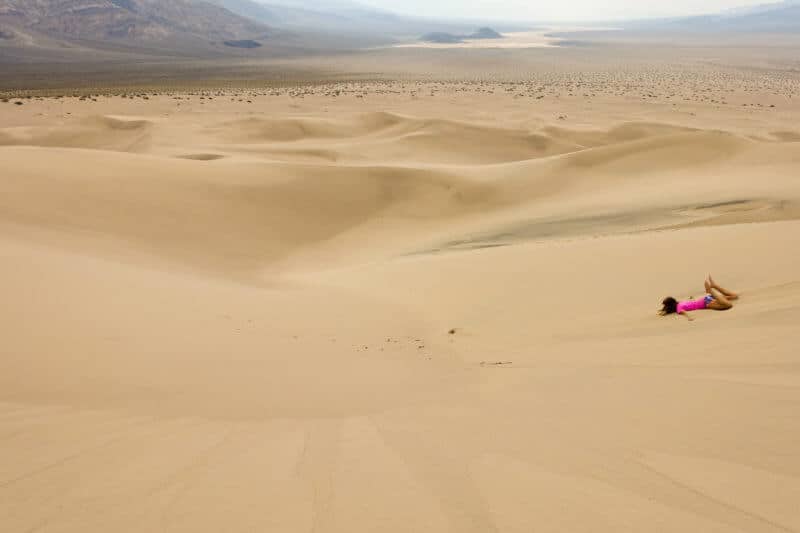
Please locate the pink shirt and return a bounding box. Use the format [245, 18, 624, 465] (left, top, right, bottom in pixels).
[677, 297, 707, 314]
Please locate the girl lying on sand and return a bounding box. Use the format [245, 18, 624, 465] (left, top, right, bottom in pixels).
[660, 275, 739, 321]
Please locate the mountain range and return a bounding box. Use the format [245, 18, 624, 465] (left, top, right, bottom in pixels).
[1, 0, 799, 61]
[0, 0, 478, 58]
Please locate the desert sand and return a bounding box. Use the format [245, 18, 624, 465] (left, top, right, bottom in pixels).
[2, 60, 800, 532]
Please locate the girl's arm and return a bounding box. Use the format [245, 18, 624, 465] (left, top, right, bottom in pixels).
[678, 311, 694, 321]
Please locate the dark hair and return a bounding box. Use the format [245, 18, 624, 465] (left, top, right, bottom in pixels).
[660, 297, 678, 315]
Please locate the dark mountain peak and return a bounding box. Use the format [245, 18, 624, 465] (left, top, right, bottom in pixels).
[420, 27, 504, 44]
[470, 27, 502, 39]
[420, 31, 464, 44]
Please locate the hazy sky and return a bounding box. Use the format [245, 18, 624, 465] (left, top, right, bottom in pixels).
[356, 0, 767, 22]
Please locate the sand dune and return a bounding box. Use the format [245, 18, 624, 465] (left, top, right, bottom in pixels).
[1, 86, 800, 532]
[209, 112, 580, 165]
[3, 111, 798, 276]
[0, 115, 153, 152]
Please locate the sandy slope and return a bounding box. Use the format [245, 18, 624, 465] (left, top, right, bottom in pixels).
[1, 86, 800, 532]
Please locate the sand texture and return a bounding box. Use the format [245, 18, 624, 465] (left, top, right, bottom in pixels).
[2, 78, 800, 532]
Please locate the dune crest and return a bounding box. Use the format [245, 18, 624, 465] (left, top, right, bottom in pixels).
[0, 115, 152, 152]
[2, 109, 799, 278]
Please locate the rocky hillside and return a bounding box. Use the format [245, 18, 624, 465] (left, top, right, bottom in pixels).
[0, 0, 271, 44]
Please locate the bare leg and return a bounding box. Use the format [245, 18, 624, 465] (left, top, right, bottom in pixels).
[708, 275, 739, 300]
[708, 287, 733, 310]
[704, 278, 712, 295]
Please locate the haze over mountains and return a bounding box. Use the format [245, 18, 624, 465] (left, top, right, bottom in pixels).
[210, 0, 400, 32]
[0, 0, 496, 59]
[1, 0, 799, 62]
[208, 0, 496, 37]
[632, 0, 800, 32]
